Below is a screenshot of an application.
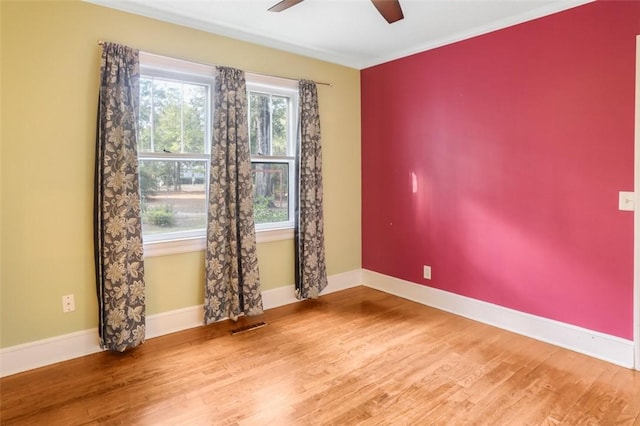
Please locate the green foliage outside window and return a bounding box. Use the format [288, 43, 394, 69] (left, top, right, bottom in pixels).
[253, 196, 288, 224]
[144, 204, 175, 227]
[139, 78, 207, 154]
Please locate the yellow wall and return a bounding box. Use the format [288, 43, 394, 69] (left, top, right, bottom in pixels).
[0, 1, 361, 348]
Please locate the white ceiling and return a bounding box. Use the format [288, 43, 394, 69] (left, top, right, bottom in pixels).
[86, 0, 593, 69]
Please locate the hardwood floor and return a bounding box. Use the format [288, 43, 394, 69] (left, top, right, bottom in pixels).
[1, 286, 639, 425]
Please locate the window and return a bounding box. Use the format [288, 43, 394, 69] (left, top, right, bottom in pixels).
[247, 80, 298, 231]
[138, 55, 214, 245]
[137, 54, 297, 255]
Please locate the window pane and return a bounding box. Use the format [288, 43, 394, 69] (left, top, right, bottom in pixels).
[252, 162, 289, 224]
[139, 160, 207, 236]
[249, 92, 271, 156]
[139, 78, 153, 152]
[138, 78, 208, 154]
[152, 80, 182, 153]
[271, 96, 289, 156]
[182, 84, 207, 153]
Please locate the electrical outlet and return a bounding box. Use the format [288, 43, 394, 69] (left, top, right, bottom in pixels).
[423, 265, 432, 280]
[62, 294, 75, 313]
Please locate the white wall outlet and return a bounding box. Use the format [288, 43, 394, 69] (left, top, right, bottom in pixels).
[618, 191, 635, 211]
[62, 294, 75, 313]
[423, 265, 432, 280]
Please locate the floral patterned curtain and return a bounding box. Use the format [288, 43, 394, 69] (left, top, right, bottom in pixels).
[295, 80, 328, 299]
[204, 66, 263, 324]
[94, 42, 146, 352]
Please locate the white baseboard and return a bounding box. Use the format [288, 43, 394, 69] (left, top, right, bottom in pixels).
[0, 329, 102, 379]
[262, 268, 362, 309]
[146, 305, 204, 339]
[0, 269, 363, 378]
[363, 269, 635, 368]
[8, 268, 629, 376]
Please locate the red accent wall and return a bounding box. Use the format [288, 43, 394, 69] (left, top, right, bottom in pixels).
[361, 1, 639, 339]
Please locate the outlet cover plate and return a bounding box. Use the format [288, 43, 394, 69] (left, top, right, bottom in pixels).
[423, 265, 432, 280]
[619, 191, 635, 211]
[62, 294, 75, 313]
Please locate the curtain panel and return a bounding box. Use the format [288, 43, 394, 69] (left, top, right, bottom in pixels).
[204, 66, 263, 324]
[94, 42, 146, 351]
[295, 80, 328, 299]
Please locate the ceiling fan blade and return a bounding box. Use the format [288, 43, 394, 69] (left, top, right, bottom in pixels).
[268, 0, 304, 12]
[371, 0, 404, 24]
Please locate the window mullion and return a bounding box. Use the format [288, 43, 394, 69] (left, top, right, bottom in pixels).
[250, 155, 294, 162]
[139, 152, 209, 161]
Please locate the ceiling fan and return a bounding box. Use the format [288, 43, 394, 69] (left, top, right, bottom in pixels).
[268, 0, 404, 24]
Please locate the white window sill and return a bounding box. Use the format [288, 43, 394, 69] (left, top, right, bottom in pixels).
[143, 227, 294, 258]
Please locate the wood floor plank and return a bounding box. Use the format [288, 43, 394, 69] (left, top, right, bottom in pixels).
[1, 286, 639, 425]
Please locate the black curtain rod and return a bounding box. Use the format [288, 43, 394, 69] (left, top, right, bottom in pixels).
[97, 40, 333, 87]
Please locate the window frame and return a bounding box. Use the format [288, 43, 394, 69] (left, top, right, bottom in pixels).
[138, 54, 215, 245]
[247, 78, 299, 232]
[137, 56, 299, 257]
